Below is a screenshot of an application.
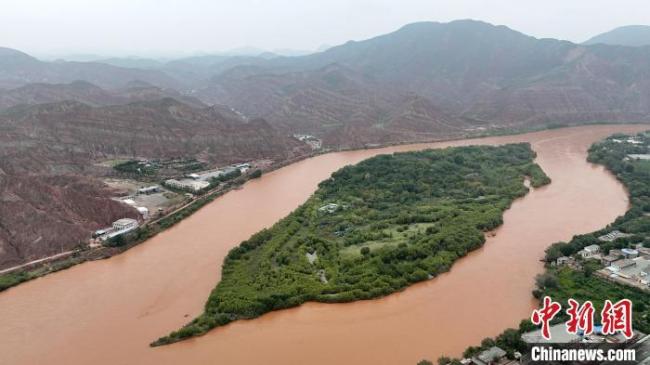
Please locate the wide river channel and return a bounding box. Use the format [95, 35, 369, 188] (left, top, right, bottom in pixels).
[1, 125, 649, 365]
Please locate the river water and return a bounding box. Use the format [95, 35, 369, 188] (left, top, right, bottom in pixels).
[1, 125, 647, 365]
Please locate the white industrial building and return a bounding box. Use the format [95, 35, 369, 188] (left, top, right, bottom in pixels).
[112, 218, 138, 231]
[97, 218, 140, 242]
[165, 179, 210, 192]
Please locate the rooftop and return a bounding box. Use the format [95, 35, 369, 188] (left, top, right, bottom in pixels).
[598, 230, 631, 242]
[114, 218, 137, 226]
[476, 346, 507, 363]
[522, 324, 581, 343]
[609, 257, 650, 278]
[602, 254, 619, 262]
[622, 248, 639, 255]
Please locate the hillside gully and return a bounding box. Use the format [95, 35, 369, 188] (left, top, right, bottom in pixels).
[0, 124, 647, 365]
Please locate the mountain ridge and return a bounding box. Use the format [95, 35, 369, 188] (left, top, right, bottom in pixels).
[584, 25, 650, 47]
[194, 19, 650, 147]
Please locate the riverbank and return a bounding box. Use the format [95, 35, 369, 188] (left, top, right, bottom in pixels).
[0, 121, 586, 292]
[0, 171, 264, 292]
[435, 130, 650, 365]
[0, 125, 648, 365]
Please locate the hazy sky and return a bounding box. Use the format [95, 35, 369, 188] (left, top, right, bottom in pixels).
[2, 0, 649, 58]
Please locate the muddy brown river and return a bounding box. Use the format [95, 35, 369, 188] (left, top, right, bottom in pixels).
[1, 125, 648, 365]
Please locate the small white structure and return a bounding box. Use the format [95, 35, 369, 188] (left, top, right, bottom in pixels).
[318, 203, 339, 214]
[556, 256, 570, 266]
[113, 218, 138, 231]
[92, 228, 110, 238]
[622, 248, 639, 259]
[122, 198, 136, 206]
[235, 163, 251, 173]
[136, 207, 149, 219]
[293, 134, 322, 150]
[138, 185, 160, 195]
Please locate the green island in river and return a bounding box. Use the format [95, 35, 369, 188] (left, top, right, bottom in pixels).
[154, 143, 550, 345]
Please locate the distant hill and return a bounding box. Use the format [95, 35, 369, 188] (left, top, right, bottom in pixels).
[584, 25, 650, 47]
[94, 57, 165, 69]
[7, 20, 650, 148]
[198, 20, 650, 148]
[0, 80, 207, 110]
[0, 47, 181, 89]
[0, 98, 309, 269]
[0, 98, 306, 166]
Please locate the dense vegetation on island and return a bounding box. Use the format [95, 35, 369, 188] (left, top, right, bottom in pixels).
[154, 143, 550, 345]
[441, 132, 650, 364]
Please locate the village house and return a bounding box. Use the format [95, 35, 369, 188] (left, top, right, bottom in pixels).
[609, 248, 624, 258]
[638, 246, 650, 258]
[578, 244, 600, 259]
[471, 346, 508, 365]
[598, 230, 631, 242]
[622, 248, 639, 259]
[601, 254, 619, 267]
[610, 259, 636, 272]
[555, 256, 570, 266]
[611, 257, 650, 278]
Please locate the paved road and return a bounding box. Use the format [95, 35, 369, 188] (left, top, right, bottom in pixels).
[0, 250, 77, 275]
